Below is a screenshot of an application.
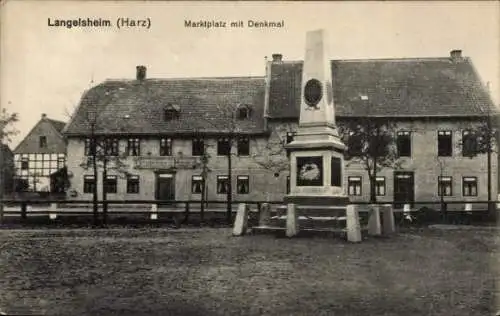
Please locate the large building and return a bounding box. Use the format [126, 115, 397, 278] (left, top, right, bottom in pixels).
[14, 114, 67, 193]
[63, 50, 497, 209]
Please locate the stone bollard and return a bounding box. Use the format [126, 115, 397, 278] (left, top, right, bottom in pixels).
[465, 203, 472, 212]
[346, 204, 362, 243]
[150, 204, 158, 220]
[286, 203, 299, 237]
[259, 203, 271, 226]
[367, 205, 382, 236]
[381, 204, 395, 235]
[49, 203, 58, 220]
[232, 203, 249, 236]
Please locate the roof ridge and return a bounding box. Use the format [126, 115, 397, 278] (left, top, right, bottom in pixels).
[104, 76, 265, 82]
[272, 57, 465, 64]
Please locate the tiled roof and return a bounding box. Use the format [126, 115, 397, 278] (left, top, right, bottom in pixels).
[268, 57, 496, 118]
[64, 77, 266, 136]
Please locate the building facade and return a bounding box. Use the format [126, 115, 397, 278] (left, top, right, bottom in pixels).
[63, 50, 497, 209]
[14, 114, 67, 193]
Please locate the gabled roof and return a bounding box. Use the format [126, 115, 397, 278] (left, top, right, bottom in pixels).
[47, 119, 67, 133]
[63, 77, 266, 136]
[14, 115, 67, 154]
[268, 57, 496, 118]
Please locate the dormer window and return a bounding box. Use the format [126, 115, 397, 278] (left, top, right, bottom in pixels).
[163, 103, 180, 121]
[236, 104, 252, 120]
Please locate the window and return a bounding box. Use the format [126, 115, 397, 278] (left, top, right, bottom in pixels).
[237, 107, 250, 119]
[84, 138, 92, 156]
[104, 175, 117, 194]
[331, 157, 342, 186]
[104, 138, 119, 156]
[437, 131, 452, 157]
[21, 157, 29, 170]
[462, 177, 477, 196]
[348, 176, 362, 196]
[237, 137, 250, 156]
[163, 104, 180, 121]
[286, 176, 290, 194]
[462, 130, 477, 157]
[217, 138, 231, 156]
[192, 138, 204, 156]
[375, 176, 386, 196]
[192, 176, 204, 194]
[438, 176, 452, 196]
[39, 136, 47, 148]
[83, 175, 95, 194]
[160, 138, 172, 156]
[57, 156, 66, 169]
[127, 138, 140, 156]
[237, 175, 249, 194]
[286, 132, 295, 144]
[217, 175, 230, 194]
[397, 131, 411, 157]
[126, 175, 140, 194]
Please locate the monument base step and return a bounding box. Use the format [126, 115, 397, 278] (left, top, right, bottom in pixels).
[251, 225, 369, 238]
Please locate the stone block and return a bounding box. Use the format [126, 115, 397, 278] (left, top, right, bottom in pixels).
[233, 203, 249, 236]
[368, 205, 382, 236]
[346, 204, 362, 243]
[286, 203, 299, 237]
[259, 203, 271, 226]
[381, 204, 395, 235]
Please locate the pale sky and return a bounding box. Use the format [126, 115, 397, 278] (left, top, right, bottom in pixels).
[1, 1, 499, 148]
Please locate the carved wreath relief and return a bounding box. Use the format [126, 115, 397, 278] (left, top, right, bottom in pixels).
[304, 79, 322, 109]
[296, 156, 323, 186]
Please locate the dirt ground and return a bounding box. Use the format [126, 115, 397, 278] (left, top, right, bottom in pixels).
[0, 227, 497, 316]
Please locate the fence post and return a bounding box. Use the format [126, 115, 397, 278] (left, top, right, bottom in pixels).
[184, 202, 190, 224]
[259, 203, 271, 227]
[232, 203, 249, 236]
[102, 201, 108, 226]
[346, 204, 362, 242]
[150, 204, 158, 220]
[286, 203, 299, 237]
[381, 204, 395, 235]
[21, 202, 27, 221]
[49, 203, 57, 220]
[368, 205, 382, 236]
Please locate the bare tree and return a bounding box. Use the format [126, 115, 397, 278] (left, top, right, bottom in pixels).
[0, 108, 19, 223]
[66, 92, 131, 227]
[338, 117, 400, 203]
[251, 122, 294, 175]
[459, 114, 498, 217]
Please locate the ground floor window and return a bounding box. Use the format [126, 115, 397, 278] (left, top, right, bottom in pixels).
[348, 176, 362, 196]
[104, 175, 117, 194]
[127, 175, 140, 194]
[438, 176, 453, 196]
[192, 175, 204, 194]
[217, 175, 229, 194]
[237, 175, 249, 194]
[83, 175, 95, 194]
[462, 177, 477, 196]
[375, 176, 385, 196]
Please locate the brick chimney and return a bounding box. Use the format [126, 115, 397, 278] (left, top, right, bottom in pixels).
[450, 49, 463, 61]
[41, 113, 47, 119]
[136, 65, 146, 80]
[272, 53, 283, 62]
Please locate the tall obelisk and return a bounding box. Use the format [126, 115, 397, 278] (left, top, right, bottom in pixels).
[284, 29, 348, 205]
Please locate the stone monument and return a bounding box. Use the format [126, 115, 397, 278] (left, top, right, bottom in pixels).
[284, 29, 348, 208]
